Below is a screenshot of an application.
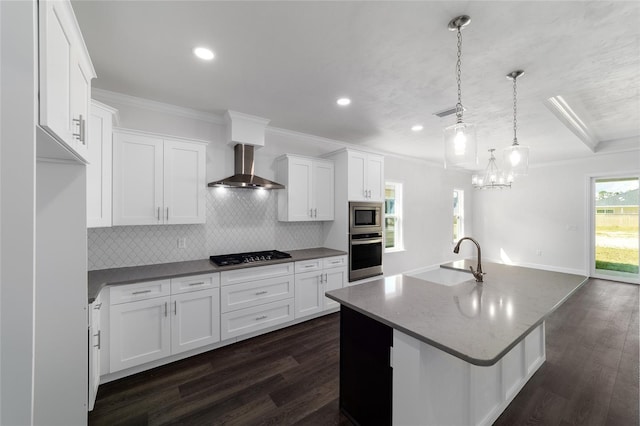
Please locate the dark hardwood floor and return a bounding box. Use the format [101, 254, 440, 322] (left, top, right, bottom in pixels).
[89, 278, 639, 426]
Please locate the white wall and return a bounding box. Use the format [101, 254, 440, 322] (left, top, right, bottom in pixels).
[383, 156, 475, 276]
[0, 1, 37, 424]
[473, 150, 640, 275]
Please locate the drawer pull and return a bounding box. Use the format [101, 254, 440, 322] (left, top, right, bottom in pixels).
[255, 291, 268, 295]
[304, 265, 314, 268]
[132, 290, 152, 295]
[188, 282, 206, 286]
[255, 315, 268, 321]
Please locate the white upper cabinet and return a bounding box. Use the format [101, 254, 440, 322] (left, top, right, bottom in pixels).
[38, 0, 96, 162]
[347, 150, 384, 202]
[276, 154, 334, 222]
[112, 129, 207, 226]
[163, 139, 207, 224]
[87, 101, 117, 228]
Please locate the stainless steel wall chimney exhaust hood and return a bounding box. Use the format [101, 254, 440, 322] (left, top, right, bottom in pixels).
[208, 144, 284, 189]
[208, 111, 285, 189]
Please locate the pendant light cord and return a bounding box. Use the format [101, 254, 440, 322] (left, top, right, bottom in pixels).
[456, 26, 464, 123]
[512, 75, 518, 145]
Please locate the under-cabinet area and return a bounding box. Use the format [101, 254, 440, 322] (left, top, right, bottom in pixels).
[88, 249, 347, 410]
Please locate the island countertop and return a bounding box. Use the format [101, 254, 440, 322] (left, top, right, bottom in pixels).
[325, 260, 587, 366]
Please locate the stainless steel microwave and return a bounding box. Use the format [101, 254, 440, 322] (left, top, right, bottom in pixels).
[349, 201, 382, 234]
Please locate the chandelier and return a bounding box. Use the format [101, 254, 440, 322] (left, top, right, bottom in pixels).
[472, 149, 513, 189]
[443, 15, 477, 169]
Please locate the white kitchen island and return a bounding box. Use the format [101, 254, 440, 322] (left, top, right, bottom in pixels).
[326, 260, 588, 426]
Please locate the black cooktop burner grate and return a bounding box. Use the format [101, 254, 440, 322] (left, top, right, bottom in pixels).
[209, 250, 292, 266]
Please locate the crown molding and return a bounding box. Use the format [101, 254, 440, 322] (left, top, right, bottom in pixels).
[91, 88, 225, 125]
[545, 96, 599, 152]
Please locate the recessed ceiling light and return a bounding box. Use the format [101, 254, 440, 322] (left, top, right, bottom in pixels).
[336, 97, 351, 106]
[411, 125, 424, 132]
[193, 47, 214, 60]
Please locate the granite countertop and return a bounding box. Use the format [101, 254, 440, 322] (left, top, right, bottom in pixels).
[325, 260, 587, 366]
[88, 247, 346, 303]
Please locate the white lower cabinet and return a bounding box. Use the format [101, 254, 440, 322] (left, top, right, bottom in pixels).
[294, 256, 347, 319]
[109, 274, 220, 373]
[110, 296, 171, 372]
[171, 289, 220, 354]
[88, 294, 103, 411]
[220, 263, 295, 340]
[221, 299, 295, 340]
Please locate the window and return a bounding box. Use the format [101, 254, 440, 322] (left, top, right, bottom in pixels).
[453, 189, 464, 243]
[385, 182, 403, 252]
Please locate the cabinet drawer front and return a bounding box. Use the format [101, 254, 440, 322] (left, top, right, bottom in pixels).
[171, 273, 220, 294]
[109, 280, 171, 305]
[295, 259, 322, 273]
[322, 256, 347, 269]
[221, 299, 294, 340]
[220, 263, 294, 286]
[221, 275, 294, 313]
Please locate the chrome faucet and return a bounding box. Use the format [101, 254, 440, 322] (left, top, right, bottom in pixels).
[453, 237, 485, 283]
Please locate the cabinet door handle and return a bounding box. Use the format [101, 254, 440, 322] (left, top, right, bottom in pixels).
[93, 330, 101, 349]
[132, 290, 152, 295]
[166, 207, 169, 221]
[72, 115, 85, 143]
[314, 208, 318, 218]
[310, 208, 313, 217]
[164, 302, 168, 317]
[255, 315, 268, 321]
[93, 303, 102, 310]
[157, 207, 161, 221]
[255, 290, 268, 295]
[324, 273, 328, 282]
[80, 115, 86, 144]
[188, 282, 205, 287]
[174, 300, 177, 315]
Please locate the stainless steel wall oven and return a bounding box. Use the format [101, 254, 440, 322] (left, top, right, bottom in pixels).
[349, 202, 383, 281]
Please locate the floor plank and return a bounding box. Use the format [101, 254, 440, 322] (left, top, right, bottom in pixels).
[90, 279, 639, 426]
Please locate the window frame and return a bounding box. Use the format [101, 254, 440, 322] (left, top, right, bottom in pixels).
[384, 181, 404, 253]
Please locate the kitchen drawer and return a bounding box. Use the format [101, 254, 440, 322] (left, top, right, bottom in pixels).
[220, 262, 294, 286]
[221, 298, 294, 340]
[171, 273, 220, 295]
[109, 280, 171, 305]
[221, 275, 294, 313]
[322, 255, 347, 270]
[295, 259, 322, 273]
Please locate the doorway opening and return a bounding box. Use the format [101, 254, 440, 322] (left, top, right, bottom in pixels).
[591, 176, 639, 284]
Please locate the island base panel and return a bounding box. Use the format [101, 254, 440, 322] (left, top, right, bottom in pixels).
[339, 306, 392, 425]
[392, 322, 546, 426]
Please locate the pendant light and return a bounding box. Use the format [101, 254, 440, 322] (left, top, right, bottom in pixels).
[444, 15, 477, 169]
[472, 149, 513, 190]
[503, 70, 529, 176]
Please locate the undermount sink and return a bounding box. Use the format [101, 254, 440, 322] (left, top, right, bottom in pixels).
[404, 267, 474, 286]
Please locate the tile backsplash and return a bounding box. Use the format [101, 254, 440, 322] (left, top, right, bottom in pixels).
[88, 188, 323, 270]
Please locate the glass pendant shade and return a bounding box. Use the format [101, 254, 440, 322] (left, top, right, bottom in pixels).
[444, 121, 477, 169]
[504, 143, 529, 176]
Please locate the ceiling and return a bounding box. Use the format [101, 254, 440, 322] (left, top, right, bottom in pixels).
[72, 1, 640, 169]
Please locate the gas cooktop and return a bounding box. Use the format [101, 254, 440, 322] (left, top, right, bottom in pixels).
[209, 250, 292, 266]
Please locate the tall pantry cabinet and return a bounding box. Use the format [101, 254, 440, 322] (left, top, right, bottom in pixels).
[35, 0, 95, 423]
